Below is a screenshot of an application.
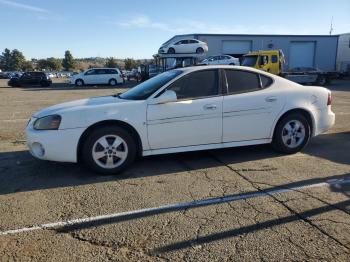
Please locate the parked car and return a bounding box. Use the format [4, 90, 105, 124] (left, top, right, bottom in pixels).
[26, 65, 335, 175]
[69, 68, 124, 87]
[8, 71, 52, 87]
[126, 69, 140, 81]
[200, 55, 240, 65]
[158, 39, 208, 54]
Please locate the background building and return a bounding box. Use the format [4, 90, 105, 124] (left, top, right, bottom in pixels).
[336, 33, 350, 72]
[163, 34, 340, 71]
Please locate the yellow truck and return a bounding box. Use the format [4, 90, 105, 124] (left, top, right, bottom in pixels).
[241, 49, 283, 75]
[241, 49, 336, 85]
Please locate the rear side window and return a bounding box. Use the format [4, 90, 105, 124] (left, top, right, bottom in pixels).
[272, 55, 278, 63]
[260, 74, 273, 88]
[168, 70, 219, 100]
[225, 70, 261, 94]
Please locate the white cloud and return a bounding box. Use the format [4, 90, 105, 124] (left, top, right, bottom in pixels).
[115, 15, 306, 35]
[0, 0, 49, 13]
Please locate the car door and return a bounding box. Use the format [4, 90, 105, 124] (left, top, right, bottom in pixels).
[222, 69, 285, 142]
[84, 69, 97, 84]
[19, 73, 32, 85]
[147, 69, 223, 149]
[97, 69, 109, 84]
[187, 40, 198, 53]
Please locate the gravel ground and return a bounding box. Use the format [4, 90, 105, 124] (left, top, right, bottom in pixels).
[0, 78, 349, 261]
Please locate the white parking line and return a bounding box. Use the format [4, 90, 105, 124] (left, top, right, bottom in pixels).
[1, 178, 350, 236]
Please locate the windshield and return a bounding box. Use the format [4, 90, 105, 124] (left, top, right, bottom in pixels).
[119, 70, 183, 100]
[241, 56, 258, 67]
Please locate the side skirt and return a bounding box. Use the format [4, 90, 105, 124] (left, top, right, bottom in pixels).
[142, 139, 271, 156]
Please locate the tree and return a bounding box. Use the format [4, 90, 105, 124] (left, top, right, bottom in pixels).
[10, 49, 25, 71]
[62, 50, 75, 71]
[46, 57, 62, 71]
[124, 58, 138, 70]
[21, 60, 34, 71]
[105, 57, 118, 68]
[0, 48, 12, 71]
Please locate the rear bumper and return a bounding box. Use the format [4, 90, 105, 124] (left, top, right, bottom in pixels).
[314, 107, 335, 136]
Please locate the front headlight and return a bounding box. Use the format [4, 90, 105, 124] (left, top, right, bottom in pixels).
[33, 115, 61, 130]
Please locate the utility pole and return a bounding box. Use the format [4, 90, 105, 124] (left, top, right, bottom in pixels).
[329, 16, 334, 35]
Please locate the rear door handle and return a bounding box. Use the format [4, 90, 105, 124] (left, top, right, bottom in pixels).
[265, 96, 277, 102]
[203, 104, 217, 110]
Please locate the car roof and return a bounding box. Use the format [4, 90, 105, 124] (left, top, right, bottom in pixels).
[88, 68, 119, 70]
[178, 65, 270, 74]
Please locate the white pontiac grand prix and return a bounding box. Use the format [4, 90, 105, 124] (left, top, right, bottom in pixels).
[26, 66, 335, 175]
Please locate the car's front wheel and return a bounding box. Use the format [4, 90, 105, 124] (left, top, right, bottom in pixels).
[82, 126, 137, 175]
[272, 113, 310, 154]
[75, 79, 84, 87]
[167, 48, 175, 54]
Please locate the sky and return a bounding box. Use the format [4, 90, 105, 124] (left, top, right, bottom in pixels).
[0, 0, 349, 59]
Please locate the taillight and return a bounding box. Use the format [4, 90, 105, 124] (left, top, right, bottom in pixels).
[327, 92, 332, 106]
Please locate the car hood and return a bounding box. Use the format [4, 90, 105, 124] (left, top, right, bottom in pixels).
[33, 95, 126, 118]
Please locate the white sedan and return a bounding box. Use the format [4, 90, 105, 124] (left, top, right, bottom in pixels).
[200, 55, 240, 65]
[158, 39, 208, 54]
[26, 66, 335, 175]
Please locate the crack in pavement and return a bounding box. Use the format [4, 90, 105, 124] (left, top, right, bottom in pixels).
[208, 152, 350, 252]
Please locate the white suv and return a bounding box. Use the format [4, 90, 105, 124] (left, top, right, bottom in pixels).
[200, 55, 240, 66]
[69, 68, 124, 87]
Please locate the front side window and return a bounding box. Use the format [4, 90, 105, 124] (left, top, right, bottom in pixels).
[241, 56, 258, 66]
[85, 70, 96, 75]
[119, 70, 183, 100]
[225, 70, 261, 94]
[168, 70, 219, 100]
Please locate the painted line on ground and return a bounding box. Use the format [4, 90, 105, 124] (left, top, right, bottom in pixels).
[1, 178, 350, 236]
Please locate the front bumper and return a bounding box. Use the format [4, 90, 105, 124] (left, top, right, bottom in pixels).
[26, 120, 85, 163]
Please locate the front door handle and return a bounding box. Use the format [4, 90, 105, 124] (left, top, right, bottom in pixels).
[203, 104, 217, 110]
[265, 96, 277, 102]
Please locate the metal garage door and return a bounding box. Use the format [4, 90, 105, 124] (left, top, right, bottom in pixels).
[222, 40, 252, 54]
[289, 41, 315, 68]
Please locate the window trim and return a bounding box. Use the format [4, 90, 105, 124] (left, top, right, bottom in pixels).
[222, 69, 274, 96]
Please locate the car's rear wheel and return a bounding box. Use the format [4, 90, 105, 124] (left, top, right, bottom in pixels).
[196, 47, 204, 54]
[40, 80, 49, 87]
[109, 79, 117, 86]
[75, 79, 84, 87]
[82, 126, 137, 175]
[272, 113, 310, 154]
[167, 48, 175, 54]
[316, 75, 327, 86]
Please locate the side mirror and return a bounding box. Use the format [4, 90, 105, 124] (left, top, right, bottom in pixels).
[149, 90, 177, 105]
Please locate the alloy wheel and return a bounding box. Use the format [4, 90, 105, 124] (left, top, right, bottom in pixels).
[92, 135, 128, 169]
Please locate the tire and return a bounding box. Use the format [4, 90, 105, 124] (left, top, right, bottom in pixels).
[196, 47, 204, 54]
[271, 113, 310, 154]
[81, 126, 137, 175]
[316, 75, 326, 86]
[229, 63, 235, 65]
[40, 81, 49, 87]
[75, 79, 84, 87]
[109, 78, 118, 86]
[167, 48, 175, 54]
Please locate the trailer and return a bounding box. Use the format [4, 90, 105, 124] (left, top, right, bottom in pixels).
[241, 49, 339, 86]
